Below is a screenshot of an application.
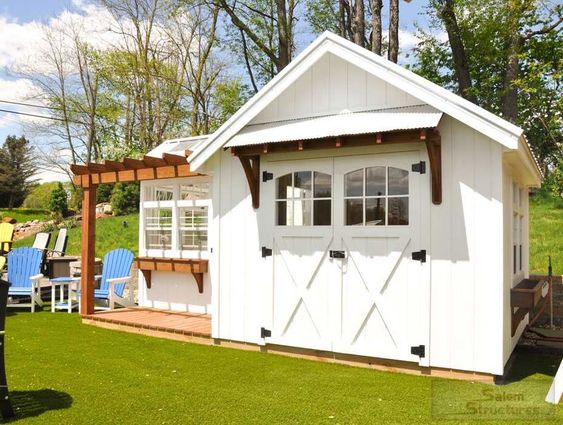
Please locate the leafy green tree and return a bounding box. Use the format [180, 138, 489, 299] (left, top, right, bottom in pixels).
[110, 182, 140, 216]
[411, 0, 562, 172]
[23, 182, 59, 209]
[49, 182, 69, 218]
[0, 135, 37, 209]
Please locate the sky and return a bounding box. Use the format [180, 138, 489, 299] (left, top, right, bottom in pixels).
[0, 0, 435, 183]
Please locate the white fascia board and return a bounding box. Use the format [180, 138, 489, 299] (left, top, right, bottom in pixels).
[190, 31, 524, 170]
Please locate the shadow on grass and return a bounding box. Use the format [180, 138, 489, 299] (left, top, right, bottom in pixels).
[1, 389, 72, 422]
[500, 344, 562, 384]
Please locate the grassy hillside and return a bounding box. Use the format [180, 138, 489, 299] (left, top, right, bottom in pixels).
[530, 194, 563, 275]
[0, 208, 49, 223]
[13, 214, 138, 257]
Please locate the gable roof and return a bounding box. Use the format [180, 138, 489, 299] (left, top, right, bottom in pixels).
[188, 31, 528, 171]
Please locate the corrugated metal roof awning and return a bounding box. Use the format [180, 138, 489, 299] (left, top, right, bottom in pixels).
[225, 105, 442, 147]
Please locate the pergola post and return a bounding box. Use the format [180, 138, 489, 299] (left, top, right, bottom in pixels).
[80, 177, 97, 316]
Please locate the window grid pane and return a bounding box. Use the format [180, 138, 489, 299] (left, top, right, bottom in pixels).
[276, 171, 331, 226]
[344, 166, 409, 226]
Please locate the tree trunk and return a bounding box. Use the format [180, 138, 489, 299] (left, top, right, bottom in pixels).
[502, 33, 520, 122]
[439, 0, 477, 102]
[371, 0, 382, 55]
[353, 0, 365, 47]
[276, 0, 291, 70]
[388, 0, 399, 62]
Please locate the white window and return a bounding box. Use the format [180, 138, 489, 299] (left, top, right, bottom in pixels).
[344, 166, 409, 226]
[141, 178, 210, 257]
[512, 183, 525, 275]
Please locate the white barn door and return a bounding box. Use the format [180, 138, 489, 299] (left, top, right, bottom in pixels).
[263, 159, 335, 351]
[332, 153, 430, 365]
[262, 152, 430, 364]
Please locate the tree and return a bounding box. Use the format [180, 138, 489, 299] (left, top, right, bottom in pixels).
[0, 136, 37, 209]
[49, 182, 69, 218]
[412, 0, 563, 171]
[218, 0, 298, 91]
[305, 0, 407, 63]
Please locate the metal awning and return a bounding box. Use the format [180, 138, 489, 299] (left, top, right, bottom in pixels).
[225, 105, 443, 147]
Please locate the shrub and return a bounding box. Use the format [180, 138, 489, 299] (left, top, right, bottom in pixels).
[110, 182, 140, 216]
[49, 182, 68, 221]
[96, 184, 113, 204]
[23, 182, 58, 209]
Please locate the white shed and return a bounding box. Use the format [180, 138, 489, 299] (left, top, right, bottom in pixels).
[137, 32, 542, 378]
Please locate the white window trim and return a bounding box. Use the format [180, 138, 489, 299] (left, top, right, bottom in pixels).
[140, 177, 211, 259]
[512, 183, 525, 279]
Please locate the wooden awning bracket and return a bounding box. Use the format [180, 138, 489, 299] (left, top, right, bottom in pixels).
[425, 132, 442, 205]
[238, 155, 260, 209]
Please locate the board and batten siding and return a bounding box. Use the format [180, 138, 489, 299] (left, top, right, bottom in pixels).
[250, 53, 422, 125]
[430, 115, 505, 375]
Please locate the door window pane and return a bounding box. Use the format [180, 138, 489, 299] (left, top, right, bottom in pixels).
[388, 167, 409, 196]
[314, 172, 331, 198]
[346, 199, 363, 225]
[294, 171, 312, 199]
[366, 198, 386, 225]
[314, 200, 331, 225]
[276, 201, 289, 226]
[366, 166, 386, 196]
[277, 174, 292, 199]
[293, 200, 312, 226]
[388, 197, 409, 225]
[345, 169, 363, 197]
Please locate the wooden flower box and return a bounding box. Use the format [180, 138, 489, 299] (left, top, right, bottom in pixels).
[510, 278, 548, 310]
[134, 257, 208, 293]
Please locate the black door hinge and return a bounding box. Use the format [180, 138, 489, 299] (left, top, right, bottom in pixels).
[411, 250, 426, 263]
[412, 161, 426, 174]
[262, 171, 273, 182]
[261, 246, 272, 257]
[329, 250, 346, 259]
[411, 345, 425, 358]
[261, 327, 271, 338]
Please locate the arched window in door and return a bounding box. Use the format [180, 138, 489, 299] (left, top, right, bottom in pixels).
[344, 166, 409, 226]
[275, 171, 332, 226]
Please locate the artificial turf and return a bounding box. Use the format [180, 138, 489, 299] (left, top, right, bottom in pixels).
[3, 308, 562, 424]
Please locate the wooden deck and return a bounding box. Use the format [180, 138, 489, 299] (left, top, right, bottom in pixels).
[82, 308, 212, 342]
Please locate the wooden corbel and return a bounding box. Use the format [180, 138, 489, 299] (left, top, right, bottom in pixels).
[425, 130, 442, 205]
[238, 155, 261, 209]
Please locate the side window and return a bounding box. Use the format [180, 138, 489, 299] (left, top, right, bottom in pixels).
[344, 166, 409, 226]
[275, 171, 332, 226]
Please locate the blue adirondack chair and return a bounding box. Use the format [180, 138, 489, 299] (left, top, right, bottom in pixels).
[94, 248, 135, 310]
[6, 247, 44, 312]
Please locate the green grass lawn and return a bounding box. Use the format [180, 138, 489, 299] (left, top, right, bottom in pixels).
[530, 195, 563, 275]
[3, 308, 561, 424]
[0, 209, 49, 224]
[13, 214, 138, 257]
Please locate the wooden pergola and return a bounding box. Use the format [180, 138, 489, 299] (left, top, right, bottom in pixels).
[70, 151, 202, 315]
